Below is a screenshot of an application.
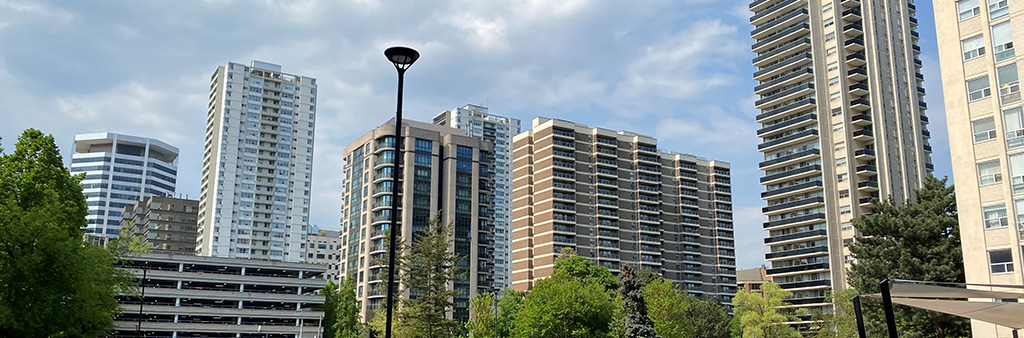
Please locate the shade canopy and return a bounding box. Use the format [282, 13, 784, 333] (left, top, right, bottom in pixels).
[867, 280, 1024, 329]
[384, 46, 419, 70]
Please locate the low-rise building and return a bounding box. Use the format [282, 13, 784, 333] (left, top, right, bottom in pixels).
[737, 266, 770, 297]
[305, 228, 342, 282]
[121, 196, 199, 255]
[112, 253, 327, 338]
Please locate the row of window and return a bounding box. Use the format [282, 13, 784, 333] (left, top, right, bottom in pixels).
[958, 0, 1010, 22]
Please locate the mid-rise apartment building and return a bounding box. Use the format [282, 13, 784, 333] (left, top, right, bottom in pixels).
[306, 227, 342, 282]
[738, 266, 772, 297]
[433, 104, 522, 289]
[511, 118, 736, 304]
[120, 196, 200, 255]
[341, 119, 496, 320]
[197, 60, 317, 262]
[933, 1, 1024, 336]
[750, 0, 932, 315]
[113, 253, 326, 338]
[70, 132, 179, 241]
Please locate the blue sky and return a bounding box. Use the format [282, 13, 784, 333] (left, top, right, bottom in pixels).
[0, 0, 953, 270]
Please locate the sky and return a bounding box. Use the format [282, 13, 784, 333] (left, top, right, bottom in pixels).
[0, 0, 953, 271]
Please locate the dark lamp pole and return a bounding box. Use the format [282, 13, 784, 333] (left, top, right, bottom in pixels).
[383, 46, 418, 338]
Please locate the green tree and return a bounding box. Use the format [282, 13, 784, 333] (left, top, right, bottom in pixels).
[320, 279, 340, 338]
[732, 282, 802, 338]
[643, 277, 694, 338]
[332, 276, 364, 338]
[513, 249, 618, 338]
[0, 129, 143, 337]
[847, 176, 970, 338]
[466, 292, 497, 338]
[496, 289, 527, 337]
[619, 264, 658, 338]
[811, 289, 859, 338]
[687, 296, 732, 338]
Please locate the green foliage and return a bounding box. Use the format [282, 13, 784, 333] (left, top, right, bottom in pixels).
[0, 129, 143, 337]
[847, 176, 970, 338]
[644, 277, 693, 338]
[687, 296, 732, 338]
[513, 249, 619, 338]
[496, 289, 527, 337]
[466, 292, 496, 338]
[553, 247, 619, 292]
[335, 276, 364, 338]
[732, 282, 803, 338]
[320, 280, 340, 338]
[811, 289, 859, 338]
[619, 264, 658, 338]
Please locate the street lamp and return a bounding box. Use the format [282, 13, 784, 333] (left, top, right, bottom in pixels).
[383, 46, 419, 338]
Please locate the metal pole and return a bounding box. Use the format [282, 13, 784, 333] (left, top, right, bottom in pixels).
[880, 279, 898, 338]
[853, 295, 866, 338]
[385, 67, 406, 338]
[1013, 330, 1019, 338]
[137, 268, 146, 338]
[494, 292, 499, 337]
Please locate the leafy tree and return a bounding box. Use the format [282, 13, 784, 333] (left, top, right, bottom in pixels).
[513, 249, 618, 338]
[811, 289, 858, 338]
[334, 276, 364, 338]
[847, 176, 970, 338]
[320, 279, 340, 338]
[619, 264, 658, 338]
[643, 277, 694, 338]
[496, 289, 527, 337]
[0, 129, 143, 337]
[466, 292, 497, 338]
[687, 296, 732, 338]
[732, 282, 802, 338]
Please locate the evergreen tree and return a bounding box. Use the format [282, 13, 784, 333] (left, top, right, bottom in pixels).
[320, 280, 340, 338]
[619, 264, 658, 338]
[0, 129, 143, 337]
[732, 282, 803, 338]
[335, 276, 364, 338]
[686, 296, 732, 338]
[847, 176, 970, 338]
[466, 292, 496, 338]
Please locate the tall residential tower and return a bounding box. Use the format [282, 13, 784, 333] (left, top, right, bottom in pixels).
[433, 104, 521, 289]
[341, 119, 497, 321]
[511, 118, 737, 305]
[196, 60, 317, 262]
[933, 1, 1023, 336]
[70, 132, 179, 241]
[750, 0, 932, 315]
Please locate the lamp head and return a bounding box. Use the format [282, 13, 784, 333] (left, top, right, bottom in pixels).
[384, 46, 419, 71]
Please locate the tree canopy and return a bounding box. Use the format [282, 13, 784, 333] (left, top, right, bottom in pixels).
[732, 282, 802, 338]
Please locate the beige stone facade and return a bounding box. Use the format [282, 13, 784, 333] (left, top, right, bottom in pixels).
[933, 0, 1024, 336]
[305, 228, 342, 283]
[121, 196, 199, 255]
[511, 118, 736, 305]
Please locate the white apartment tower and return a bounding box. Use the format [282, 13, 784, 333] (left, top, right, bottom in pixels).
[750, 0, 932, 318]
[70, 132, 179, 241]
[433, 104, 521, 289]
[196, 61, 317, 262]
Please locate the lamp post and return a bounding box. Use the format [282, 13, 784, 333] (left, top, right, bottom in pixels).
[383, 46, 419, 338]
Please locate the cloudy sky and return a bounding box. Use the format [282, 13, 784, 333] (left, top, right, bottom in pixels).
[0, 0, 952, 270]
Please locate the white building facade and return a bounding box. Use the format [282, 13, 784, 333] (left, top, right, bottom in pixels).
[196, 60, 317, 262]
[70, 132, 179, 241]
[433, 105, 521, 289]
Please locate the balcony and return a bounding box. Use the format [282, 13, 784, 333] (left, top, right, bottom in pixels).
[850, 97, 870, 111]
[856, 164, 876, 175]
[766, 262, 829, 275]
[761, 180, 822, 199]
[920, 115, 929, 124]
[765, 246, 828, 260]
[755, 83, 815, 109]
[851, 113, 871, 126]
[756, 98, 816, 123]
[759, 149, 820, 170]
[754, 53, 812, 81]
[753, 38, 812, 67]
[751, 9, 809, 40]
[845, 37, 865, 52]
[843, 22, 863, 36]
[922, 129, 931, 138]
[764, 229, 827, 245]
[760, 164, 821, 185]
[919, 101, 928, 110]
[762, 196, 825, 214]
[763, 213, 825, 229]
[847, 67, 868, 81]
[755, 68, 814, 94]
[853, 128, 873, 141]
[841, 0, 859, 7]
[925, 163, 934, 171]
[924, 144, 933, 152]
[750, 0, 804, 26]
[758, 113, 817, 137]
[849, 82, 868, 96]
[858, 180, 879, 191]
[854, 148, 875, 159]
[859, 195, 877, 206]
[777, 279, 831, 289]
[752, 23, 811, 53]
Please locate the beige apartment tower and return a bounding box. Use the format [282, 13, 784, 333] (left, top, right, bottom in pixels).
[750, 0, 932, 318]
[340, 119, 496, 321]
[511, 118, 737, 304]
[120, 196, 200, 255]
[306, 228, 342, 282]
[933, 1, 1024, 337]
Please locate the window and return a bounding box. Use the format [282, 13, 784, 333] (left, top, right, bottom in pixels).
[989, 0, 1009, 20]
[827, 47, 837, 57]
[823, 2, 833, 12]
[1009, 153, 1024, 193]
[834, 141, 846, 152]
[836, 157, 847, 167]
[840, 205, 852, 215]
[1014, 199, 1024, 229]
[839, 189, 850, 199]
[968, 76, 992, 101]
[993, 21, 1015, 62]
[826, 32, 836, 42]
[958, 0, 981, 20]
[838, 173, 848, 182]
[989, 250, 1015, 273]
[824, 17, 834, 28]
[973, 117, 997, 142]
[962, 35, 986, 61]
[831, 107, 843, 117]
[841, 221, 853, 231]
[827, 62, 839, 72]
[833, 122, 843, 133]
[984, 204, 1008, 228]
[829, 76, 840, 87]
[978, 160, 1003, 186]
[830, 92, 841, 102]
[415, 139, 432, 152]
[1005, 108, 1024, 148]
[998, 63, 1021, 104]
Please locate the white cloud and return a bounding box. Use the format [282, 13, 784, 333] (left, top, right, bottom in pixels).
[732, 206, 768, 269]
[655, 109, 758, 152]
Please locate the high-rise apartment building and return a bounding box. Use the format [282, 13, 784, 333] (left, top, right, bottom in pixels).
[70, 132, 179, 241]
[433, 104, 521, 289]
[341, 119, 496, 320]
[197, 60, 317, 262]
[750, 0, 932, 315]
[120, 196, 200, 255]
[511, 118, 736, 304]
[933, 1, 1023, 336]
[306, 227, 342, 282]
